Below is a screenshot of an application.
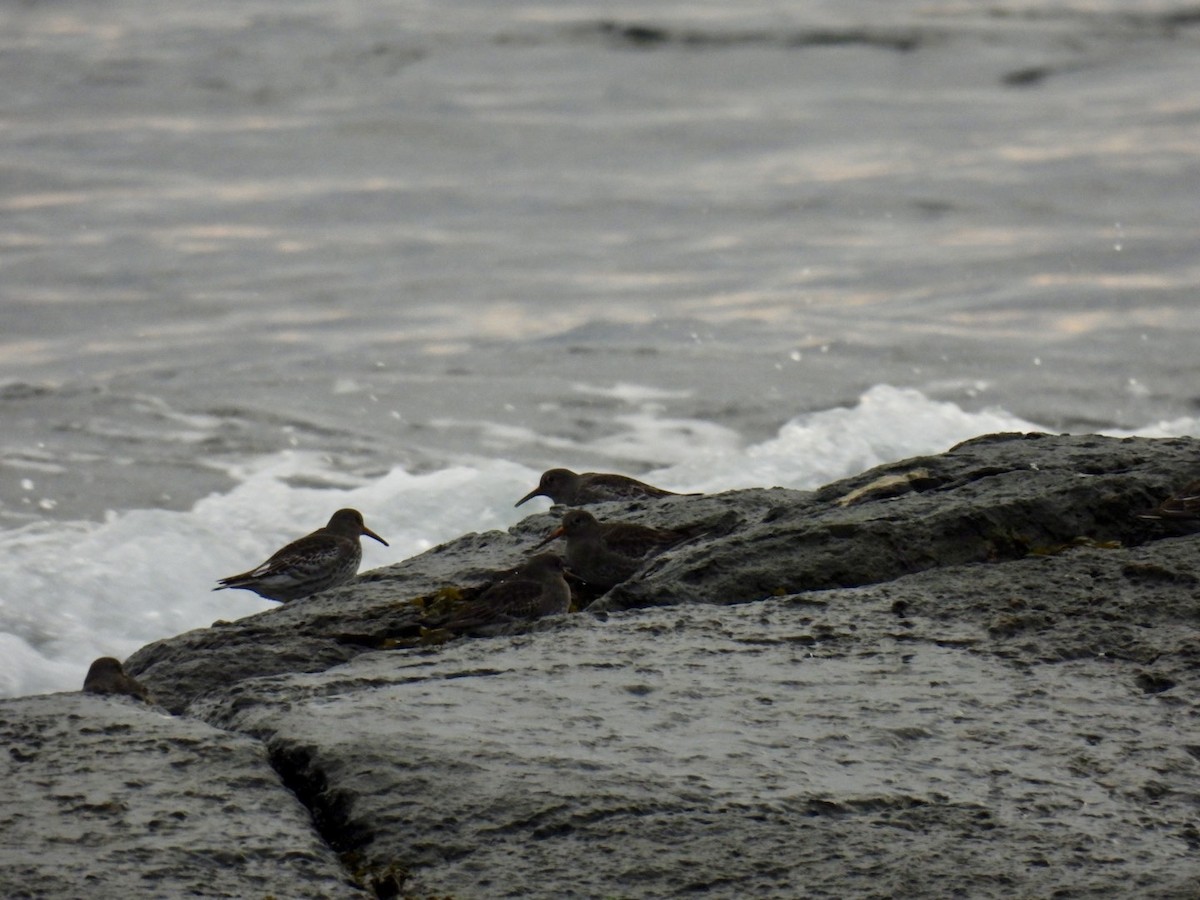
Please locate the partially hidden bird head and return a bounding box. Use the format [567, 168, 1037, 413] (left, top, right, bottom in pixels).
[560, 509, 602, 537]
[519, 552, 569, 579]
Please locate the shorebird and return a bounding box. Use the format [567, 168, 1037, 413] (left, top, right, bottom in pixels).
[425, 553, 572, 634]
[542, 509, 645, 590]
[83, 657, 150, 702]
[1137, 480, 1200, 520]
[515, 467, 693, 507]
[533, 511, 710, 559]
[214, 508, 388, 602]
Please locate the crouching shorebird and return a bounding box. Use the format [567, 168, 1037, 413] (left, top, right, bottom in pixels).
[1137, 479, 1200, 521]
[83, 657, 151, 702]
[515, 467, 694, 507]
[214, 508, 388, 602]
[533, 510, 713, 559]
[539, 509, 645, 590]
[424, 553, 571, 636]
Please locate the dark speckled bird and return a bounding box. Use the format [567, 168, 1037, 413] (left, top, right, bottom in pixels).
[1137, 479, 1200, 520]
[543, 509, 645, 590]
[83, 657, 150, 702]
[426, 553, 572, 634]
[514, 467, 694, 507]
[214, 508, 388, 602]
[533, 512, 710, 559]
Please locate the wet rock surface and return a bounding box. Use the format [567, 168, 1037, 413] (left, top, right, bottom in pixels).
[5, 433, 1200, 897]
[0, 693, 362, 899]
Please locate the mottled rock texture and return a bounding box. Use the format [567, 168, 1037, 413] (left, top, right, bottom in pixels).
[5, 433, 1199, 898]
[0, 694, 362, 899]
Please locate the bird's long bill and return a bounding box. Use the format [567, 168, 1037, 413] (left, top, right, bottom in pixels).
[362, 525, 389, 546]
[531, 526, 565, 550]
[514, 487, 542, 508]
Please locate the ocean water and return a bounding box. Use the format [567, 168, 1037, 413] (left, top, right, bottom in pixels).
[2, 0, 1199, 697]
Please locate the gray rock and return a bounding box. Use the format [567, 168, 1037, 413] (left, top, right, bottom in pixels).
[602, 431, 1200, 609]
[6, 432, 1200, 898]
[130, 433, 1195, 713]
[192, 574, 1200, 898]
[0, 693, 363, 899]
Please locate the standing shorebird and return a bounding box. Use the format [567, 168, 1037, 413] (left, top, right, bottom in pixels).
[515, 467, 693, 507]
[425, 553, 572, 635]
[214, 508, 388, 602]
[83, 657, 151, 702]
